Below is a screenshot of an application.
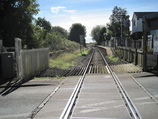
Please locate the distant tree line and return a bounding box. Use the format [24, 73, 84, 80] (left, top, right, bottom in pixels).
[0, 0, 86, 49]
[91, 6, 130, 45]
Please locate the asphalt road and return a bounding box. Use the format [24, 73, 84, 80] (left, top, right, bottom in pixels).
[0, 78, 63, 119]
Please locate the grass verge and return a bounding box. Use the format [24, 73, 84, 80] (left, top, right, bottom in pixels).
[49, 48, 90, 69]
[77, 48, 90, 56]
[107, 55, 119, 62]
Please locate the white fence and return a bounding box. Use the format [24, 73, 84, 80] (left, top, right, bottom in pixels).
[15, 38, 49, 79]
[21, 48, 49, 78]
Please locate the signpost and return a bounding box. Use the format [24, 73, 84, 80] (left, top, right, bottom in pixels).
[79, 35, 84, 55]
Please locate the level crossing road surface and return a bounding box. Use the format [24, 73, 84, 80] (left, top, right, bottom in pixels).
[0, 72, 158, 119]
[32, 73, 158, 119]
[71, 74, 131, 119]
[33, 74, 131, 119]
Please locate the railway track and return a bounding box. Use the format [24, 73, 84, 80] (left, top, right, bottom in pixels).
[39, 47, 141, 78]
[58, 47, 142, 119]
[29, 47, 143, 119]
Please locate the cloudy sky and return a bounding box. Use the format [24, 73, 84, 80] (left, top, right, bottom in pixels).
[36, 0, 158, 43]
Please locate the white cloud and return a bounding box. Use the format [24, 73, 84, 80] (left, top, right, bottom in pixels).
[63, 10, 77, 14]
[51, 6, 66, 14]
[51, 6, 77, 14]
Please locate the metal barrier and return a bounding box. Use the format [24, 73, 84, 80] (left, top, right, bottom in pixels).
[15, 38, 49, 80]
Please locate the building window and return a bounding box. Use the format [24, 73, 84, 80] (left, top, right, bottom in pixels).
[133, 20, 135, 26]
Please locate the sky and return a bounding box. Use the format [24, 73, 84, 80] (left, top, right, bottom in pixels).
[36, 0, 158, 43]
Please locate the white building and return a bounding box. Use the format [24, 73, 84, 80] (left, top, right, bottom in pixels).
[131, 12, 156, 40]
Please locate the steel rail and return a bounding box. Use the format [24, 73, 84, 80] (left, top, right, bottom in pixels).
[97, 47, 142, 119]
[59, 48, 94, 119]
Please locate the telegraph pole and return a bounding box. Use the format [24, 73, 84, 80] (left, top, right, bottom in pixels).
[142, 16, 148, 71]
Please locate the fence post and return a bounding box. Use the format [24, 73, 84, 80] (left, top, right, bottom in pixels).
[135, 48, 137, 65]
[15, 38, 23, 80]
[128, 48, 130, 62]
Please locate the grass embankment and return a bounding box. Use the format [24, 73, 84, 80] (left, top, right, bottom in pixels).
[49, 48, 89, 69]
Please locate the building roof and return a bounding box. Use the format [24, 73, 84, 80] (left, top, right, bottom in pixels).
[133, 12, 158, 18]
[145, 12, 158, 19]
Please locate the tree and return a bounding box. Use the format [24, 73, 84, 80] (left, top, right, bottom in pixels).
[106, 22, 120, 38]
[109, 6, 128, 23]
[36, 17, 52, 32]
[108, 6, 130, 46]
[90, 25, 106, 45]
[30, 23, 46, 48]
[0, 0, 39, 47]
[100, 27, 106, 42]
[69, 23, 86, 46]
[52, 26, 68, 39]
[35, 17, 52, 40]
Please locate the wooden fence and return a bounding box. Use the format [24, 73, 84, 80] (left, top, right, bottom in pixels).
[115, 46, 143, 67]
[115, 46, 158, 70]
[15, 38, 49, 80]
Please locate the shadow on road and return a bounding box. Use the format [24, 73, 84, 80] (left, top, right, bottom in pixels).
[133, 71, 158, 79]
[0, 78, 52, 96]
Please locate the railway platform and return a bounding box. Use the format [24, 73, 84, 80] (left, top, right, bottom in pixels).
[30, 72, 158, 119]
